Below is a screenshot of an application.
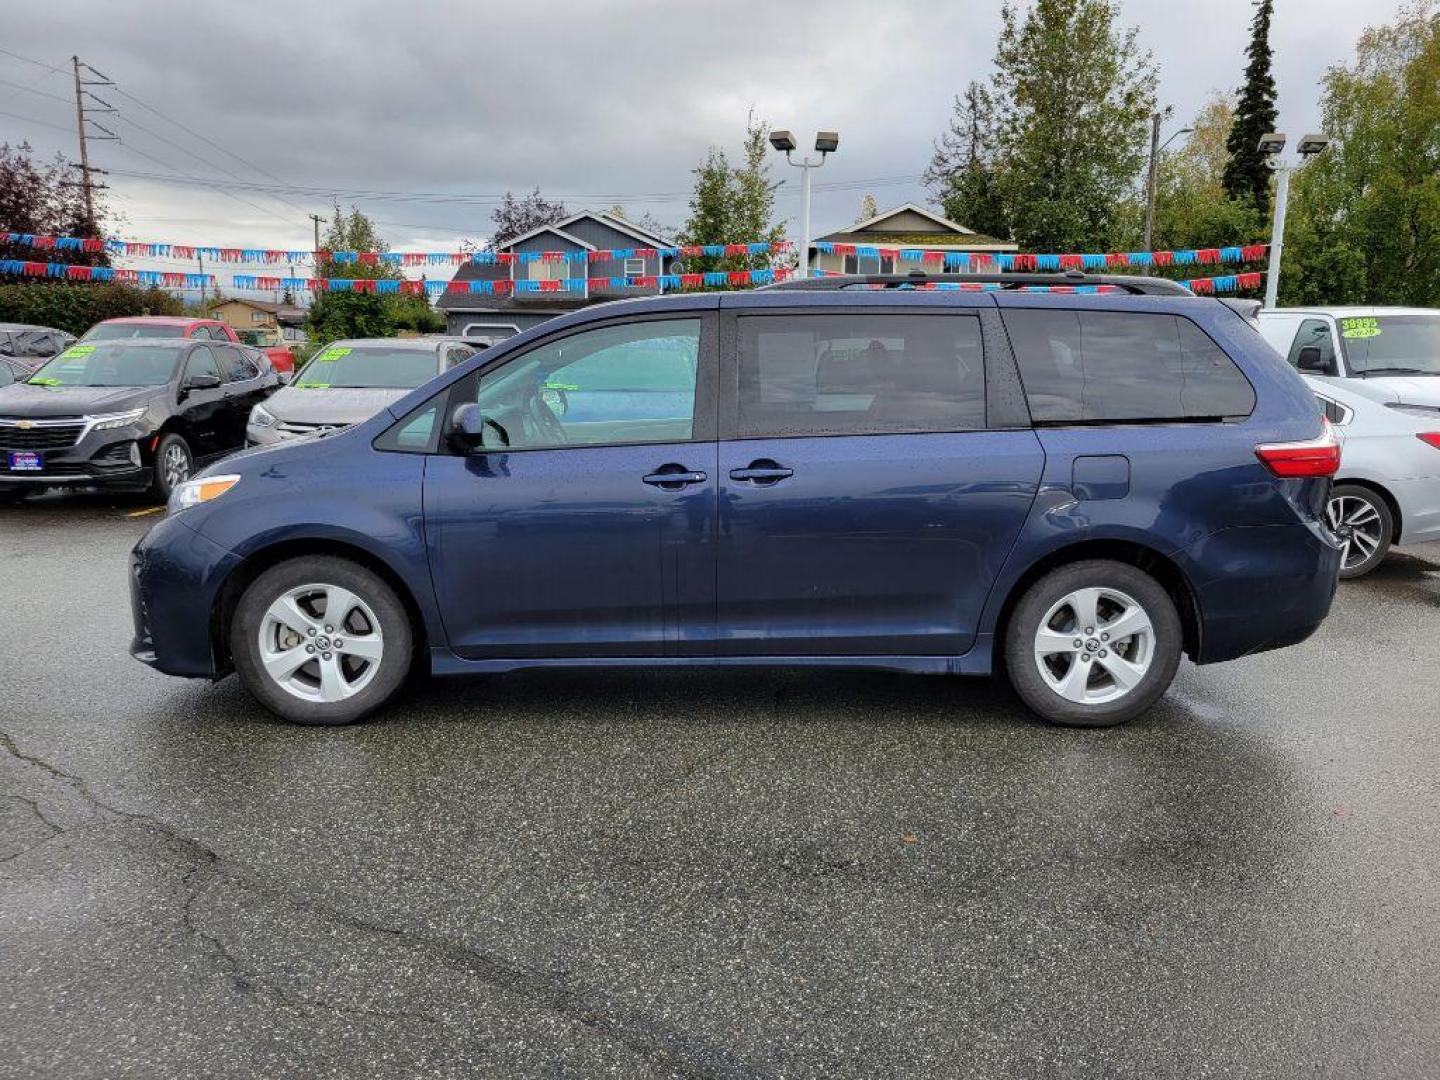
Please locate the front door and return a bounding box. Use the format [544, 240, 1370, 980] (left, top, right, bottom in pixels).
[177, 344, 229, 455]
[424, 312, 719, 658]
[716, 308, 1044, 656]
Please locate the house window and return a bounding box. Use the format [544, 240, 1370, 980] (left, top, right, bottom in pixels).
[623, 257, 646, 277]
[252, 311, 266, 323]
[842, 255, 895, 275]
[527, 258, 568, 282]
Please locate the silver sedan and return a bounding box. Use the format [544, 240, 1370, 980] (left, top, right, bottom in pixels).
[1307, 376, 1440, 577]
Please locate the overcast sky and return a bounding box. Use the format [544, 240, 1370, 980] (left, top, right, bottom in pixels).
[1, 0, 1406, 262]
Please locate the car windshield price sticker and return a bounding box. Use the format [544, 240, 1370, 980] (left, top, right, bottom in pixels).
[315, 347, 350, 363]
[1340, 317, 1382, 339]
[58, 344, 95, 358]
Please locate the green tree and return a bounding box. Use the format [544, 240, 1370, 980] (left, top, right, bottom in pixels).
[304, 290, 394, 346]
[679, 111, 787, 274]
[936, 0, 1158, 251]
[1284, 2, 1440, 305]
[0, 281, 181, 336]
[1137, 93, 1266, 251]
[924, 81, 1010, 239]
[1222, 0, 1279, 216]
[0, 142, 113, 264]
[316, 203, 400, 281]
[856, 193, 879, 224]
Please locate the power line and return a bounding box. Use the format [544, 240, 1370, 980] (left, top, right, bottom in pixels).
[0, 107, 72, 134]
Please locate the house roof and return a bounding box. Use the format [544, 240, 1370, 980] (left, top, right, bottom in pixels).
[214, 296, 283, 313]
[848, 202, 975, 237]
[814, 229, 1017, 251]
[500, 210, 670, 253]
[499, 223, 597, 252]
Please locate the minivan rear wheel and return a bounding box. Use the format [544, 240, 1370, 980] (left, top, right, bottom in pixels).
[231, 555, 413, 725]
[1004, 560, 1182, 728]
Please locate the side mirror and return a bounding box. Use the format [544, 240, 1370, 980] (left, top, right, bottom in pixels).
[447, 402, 507, 454]
[184, 373, 222, 394]
[1296, 346, 1334, 375]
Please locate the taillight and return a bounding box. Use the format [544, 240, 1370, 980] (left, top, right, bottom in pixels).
[1418, 433, 1440, 451]
[1255, 420, 1342, 478]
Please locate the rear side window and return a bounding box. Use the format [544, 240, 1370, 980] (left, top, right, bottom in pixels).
[1003, 310, 1255, 423]
[736, 313, 985, 437]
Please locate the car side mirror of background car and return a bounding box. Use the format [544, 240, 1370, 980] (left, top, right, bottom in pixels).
[448, 402, 508, 454]
[183, 373, 223, 395]
[1296, 346, 1335, 375]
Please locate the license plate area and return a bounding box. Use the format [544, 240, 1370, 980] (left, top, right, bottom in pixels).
[8, 451, 42, 471]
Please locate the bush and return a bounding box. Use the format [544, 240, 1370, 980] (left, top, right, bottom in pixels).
[0, 280, 184, 336]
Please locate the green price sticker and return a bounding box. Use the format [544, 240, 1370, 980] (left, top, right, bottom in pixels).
[315, 347, 351, 363]
[28, 376, 62, 386]
[544, 381, 579, 391]
[1340, 317, 1382, 340]
[59, 344, 95, 358]
[295, 381, 331, 389]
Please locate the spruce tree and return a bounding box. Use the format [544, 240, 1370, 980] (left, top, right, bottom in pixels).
[1222, 0, 1279, 216]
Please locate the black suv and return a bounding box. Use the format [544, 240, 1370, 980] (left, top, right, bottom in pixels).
[0, 337, 280, 501]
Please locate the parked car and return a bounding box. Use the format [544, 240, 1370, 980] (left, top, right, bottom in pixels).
[1306, 376, 1440, 577]
[81, 316, 243, 347]
[129, 274, 1342, 729]
[0, 323, 76, 372]
[1257, 307, 1440, 408]
[245, 337, 476, 445]
[0, 337, 280, 501]
[233, 325, 297, 375]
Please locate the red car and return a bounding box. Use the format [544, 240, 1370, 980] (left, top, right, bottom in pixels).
[81, 316, 295, 374]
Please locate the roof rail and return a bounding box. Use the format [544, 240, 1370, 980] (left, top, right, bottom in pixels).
[762, 270, 1194, 296]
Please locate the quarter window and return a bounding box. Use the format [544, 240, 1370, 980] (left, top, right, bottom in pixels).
[184, 345, 222, 382]
[1003, 310, 1255, 423]
[736, 313, 985, 438]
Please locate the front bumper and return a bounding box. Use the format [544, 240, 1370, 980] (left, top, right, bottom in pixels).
[1, 422, 157, 489]
[130, 512, 242, 678]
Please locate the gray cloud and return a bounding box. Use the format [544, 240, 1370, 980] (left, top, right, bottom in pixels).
[1, 0, 1407, 254]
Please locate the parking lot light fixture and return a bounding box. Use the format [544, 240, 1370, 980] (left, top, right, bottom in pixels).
[1259, 130, 1330, 308]
[771, 128, 840, 279]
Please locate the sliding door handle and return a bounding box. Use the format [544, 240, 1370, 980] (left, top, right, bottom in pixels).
[728, 459, 793, 486]
[643, 466, 707, 490]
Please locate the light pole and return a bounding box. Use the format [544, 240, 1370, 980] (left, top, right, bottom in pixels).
[1142, 115, 1192, 252]
[769, 129, 839, 279]
[1259, 132, 1330, 308]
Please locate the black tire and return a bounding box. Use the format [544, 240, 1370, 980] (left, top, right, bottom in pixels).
[230, 555, 414, 725]
[1328, 484, 1393, 579]
[0, 487, 28, 504]
[1003, 559, 1183, 728]
[150, 433, 193, 501]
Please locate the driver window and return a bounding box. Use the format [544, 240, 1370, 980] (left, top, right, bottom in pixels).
[184, 345, 221, 383]
[465, 318, 701, 451]
[1286, 319, 1337, 373]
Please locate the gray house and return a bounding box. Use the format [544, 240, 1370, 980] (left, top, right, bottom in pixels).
[437, 210, 678, 340]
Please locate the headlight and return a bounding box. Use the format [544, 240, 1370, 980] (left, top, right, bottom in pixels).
[249, 403, 278, 428]
[88, 408, 148, 432]
[169, 474, 241, 513]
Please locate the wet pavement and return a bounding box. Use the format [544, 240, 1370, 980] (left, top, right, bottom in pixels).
[2, 491, 1439, 1079]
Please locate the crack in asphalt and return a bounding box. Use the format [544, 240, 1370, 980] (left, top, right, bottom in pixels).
[0, 726, 775, 1079]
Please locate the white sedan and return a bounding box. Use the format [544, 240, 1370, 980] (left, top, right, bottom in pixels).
[1307, 376, 1440, 577]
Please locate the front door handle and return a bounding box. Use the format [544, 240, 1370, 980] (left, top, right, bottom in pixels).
[643, 465, 708, 490]
[728, 459, 793, 486]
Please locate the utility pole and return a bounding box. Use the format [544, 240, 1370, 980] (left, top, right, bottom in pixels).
[68, 56, 117, 236]
[310, 214, 325, 253]
[1142, 114, 1161, 253]
[197, 251, 207, 310]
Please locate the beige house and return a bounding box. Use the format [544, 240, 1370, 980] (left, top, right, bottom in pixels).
[209, 297, 307, 343]
[808, 202, 1016, 277]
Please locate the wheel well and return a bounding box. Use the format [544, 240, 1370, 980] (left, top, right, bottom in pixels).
[210, 539, 430, 675]
[1333, 478, 1402, 543]
[993, 540, 1202, 666]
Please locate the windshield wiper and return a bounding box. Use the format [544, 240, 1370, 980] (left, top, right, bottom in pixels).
[1358, 367, 1439, 377]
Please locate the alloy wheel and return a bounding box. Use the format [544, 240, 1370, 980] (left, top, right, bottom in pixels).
[257, 583, 385, 703]
[1326, 494, 1384, 572]
[162, 443, 191, 490]
[1033, 586, 1155, 705]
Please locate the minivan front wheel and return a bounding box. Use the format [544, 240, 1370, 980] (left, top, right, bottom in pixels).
[1004, 560, 1182, 728]
[231, 555, 413, 725]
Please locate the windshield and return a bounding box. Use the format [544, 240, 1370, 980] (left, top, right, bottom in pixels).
[1339, 314, 1440, 375]
[27, 342, 182, 387]
[293, 345, 437, 389]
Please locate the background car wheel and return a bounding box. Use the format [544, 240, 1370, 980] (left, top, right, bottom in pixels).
[1003, 559, 1183, 728]
[231, 555, 413, 725]
[1327, 484, 1393, 579]
[150, 433, 193, 501]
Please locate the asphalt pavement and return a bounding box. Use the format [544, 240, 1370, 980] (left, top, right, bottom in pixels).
[2, 490, 1438, 1079]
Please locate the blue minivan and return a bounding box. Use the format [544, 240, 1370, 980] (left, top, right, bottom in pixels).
[129, 273, 1343, 728]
